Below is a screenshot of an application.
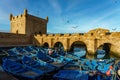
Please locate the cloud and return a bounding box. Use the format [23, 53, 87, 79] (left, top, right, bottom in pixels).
[65, 0, 84, 12]
[48, 0, 62, 14]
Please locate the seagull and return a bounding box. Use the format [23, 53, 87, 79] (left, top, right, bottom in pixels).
[72, 26, 78, 29]
[67, 20, 70, 23]
[112, 28, 117, 31]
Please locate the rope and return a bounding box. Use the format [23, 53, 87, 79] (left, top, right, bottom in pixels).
[111, 62, 120, 80]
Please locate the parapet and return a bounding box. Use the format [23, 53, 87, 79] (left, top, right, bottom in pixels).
[48, 34, 53, 37]
[9, 9, 48, 22]
[88, 28, 109, 33]
[71, 33, 84, 36]
[37, 33, 84, 37]
[46, 16, 49, 23]
[63, 34, 70, 37]
[10, 9, 27, 21]
[54, 34, 62, 37]
[111, 32, 120, 37]
[24, 9, 28, 16]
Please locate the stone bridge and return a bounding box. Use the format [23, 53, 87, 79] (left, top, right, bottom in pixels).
[33, 28, 120, 57]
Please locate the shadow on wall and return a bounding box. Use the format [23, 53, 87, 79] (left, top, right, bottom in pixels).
[33, 36, 41, 46]
[0, 32, 32, 46]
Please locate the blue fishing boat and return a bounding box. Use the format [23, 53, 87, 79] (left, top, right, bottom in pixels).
[37, 50, 54, 63]
[16, 47, 30, 55]
[37, 50, 68, 63]
[53, 70, 89, 80]
[65, 53, 80, 60]
[24, 46, 38, 54]
[37, 50, 69, 69]
[22, 56, 57, 74]
[2, 48, 19, 56]
[15, 47, 36, 57]
[2, 59, 44, 80]
[48, 52, 73, 62]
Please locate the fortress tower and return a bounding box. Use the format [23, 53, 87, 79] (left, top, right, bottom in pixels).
[10, 9, 48, 36]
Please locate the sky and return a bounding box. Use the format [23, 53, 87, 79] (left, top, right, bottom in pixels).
[0, 0, 120, 33]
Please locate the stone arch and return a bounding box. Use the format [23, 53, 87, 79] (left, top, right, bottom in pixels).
[53, 41, 65, 54]
[52, 40, 67, 50]
[97, 43, 111, 53]
[69, 41, 87, 58]
[69, 41, 88, 52]
[53, 42, 64, 49]
[96, 42, 112, 58]
[43, 42, 49, 48]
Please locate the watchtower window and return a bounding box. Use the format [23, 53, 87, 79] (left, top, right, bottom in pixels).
[16, 30, 18, 34]
[91, 33, 93, 36]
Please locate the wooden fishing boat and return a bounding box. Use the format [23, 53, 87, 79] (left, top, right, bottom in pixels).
[37, 51, 68, 69]
[53, 70, 89, 80]
[2, 59, 44, 80]
[48, 52, 73, 63]
[22, 56, 57, 74]
[24, 46, 38, 54]
[37, 50, 54, 63]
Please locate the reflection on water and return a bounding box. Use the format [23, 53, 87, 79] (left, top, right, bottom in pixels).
[73, 47, 86, 58]
[73, 47, 118, 59]
[96, 49, 106, 59]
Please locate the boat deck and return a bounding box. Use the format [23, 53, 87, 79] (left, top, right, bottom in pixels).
[51, 62, 65, 67]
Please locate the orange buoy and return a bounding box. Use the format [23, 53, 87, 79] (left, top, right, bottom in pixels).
[109, 66, 113, 69]
[106, 70, 110, 76]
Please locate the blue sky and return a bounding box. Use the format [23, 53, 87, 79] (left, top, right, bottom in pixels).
[0, 0, 120, 33]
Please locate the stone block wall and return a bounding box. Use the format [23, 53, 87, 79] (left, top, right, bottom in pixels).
[0, 32, 32, 47]
[10, 9, 48, 36]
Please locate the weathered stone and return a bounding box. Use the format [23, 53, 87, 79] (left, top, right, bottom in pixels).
[0, 9, 120, 56]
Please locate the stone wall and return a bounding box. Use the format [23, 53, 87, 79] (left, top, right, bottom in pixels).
[0, 32, 32, 47]
[10, 12, 26, 34]
[26, 14, 48, 35]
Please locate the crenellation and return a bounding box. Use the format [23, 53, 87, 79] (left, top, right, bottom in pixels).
[42, 34, 47, 37]
[48, 34, 53, 37]
[63, 34, 70, 37]
[10, 14, 13, 21]
[71, 33, 80, 36]
[46, 16, 49, 23]
[111, 32, 120, 37]
[55, 34, 61, 37]
[11, 14, 24, 21]
[23, 9, 28, 16]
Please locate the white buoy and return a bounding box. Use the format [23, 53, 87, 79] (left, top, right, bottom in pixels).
[117, 69, 120, 76]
